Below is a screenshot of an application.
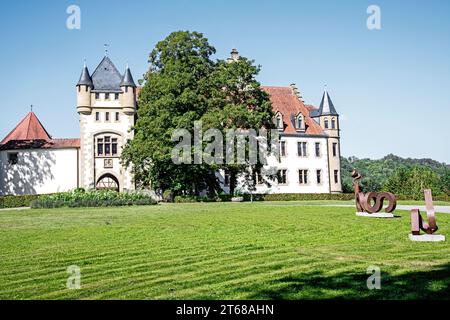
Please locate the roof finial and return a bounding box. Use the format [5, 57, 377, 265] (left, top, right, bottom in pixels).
[104, 43, 109, 56]
[83, 58, 86, 68]
[324, 84, 328, 92]
[126, 60, 129, 69]
[30, 104, 33, 112]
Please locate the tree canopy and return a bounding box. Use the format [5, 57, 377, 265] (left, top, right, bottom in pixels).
[121, 31, 274, 196]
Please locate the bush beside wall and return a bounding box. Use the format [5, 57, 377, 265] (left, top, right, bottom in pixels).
[29, 189, 157, 209]
[0, 194, 40, 209]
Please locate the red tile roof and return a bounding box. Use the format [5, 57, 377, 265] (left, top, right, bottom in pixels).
[262, 86, 324, 135]
[0, 112, 51, 144]
[0, 112, 80, 150]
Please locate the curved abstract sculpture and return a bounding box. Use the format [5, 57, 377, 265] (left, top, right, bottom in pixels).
[352, 169, 397, 214]
[411, 189, 438, 235]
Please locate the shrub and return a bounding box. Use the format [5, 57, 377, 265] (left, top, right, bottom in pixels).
[30, 190, 157, 209]
[0, 194, 41, 208]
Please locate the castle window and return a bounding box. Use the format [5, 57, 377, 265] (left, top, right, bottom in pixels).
[125, 87, 128, 93]
[280, 141, 286, 157]
[334, 170, 339, 184]
[95, 92, 100, 100]
[297, 141, 307, 157]
[105, 112, 110, 122]
[115, 93, 119, 100]
[316, 169, 322, 184]
[97, 138, 104, 155]
[7, 153, 18, 165]
[115, 112, 119, 121]
[315, 142, 321, 157]
[105, 93, 110, 100]
[112, 138, 118, 155]
[332, 143, 337, 157]
[277, 169, 287, 184]
[331, 118, 336, 129]
[253, 169, 263, 185]
[298, 169, 308, 184]
[97, 135, 119, 157]
[324, 119, 329, 129]
[95, 112, 100, 122]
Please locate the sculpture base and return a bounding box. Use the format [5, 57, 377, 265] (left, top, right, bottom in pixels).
[356, 212, 394, 218]
[408, 234, 445, 242]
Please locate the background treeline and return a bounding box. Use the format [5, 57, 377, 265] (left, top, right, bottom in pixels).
[341, 154, 450, 199]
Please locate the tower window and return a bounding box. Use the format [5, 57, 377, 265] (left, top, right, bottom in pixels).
[324, 119, 329, 129]
[331, 118, 336, 129]
[115, 93, 119, 100]
[97, 136, 119, 157]
[315, 142, 321, 157]
[8, 153, 18, 165]
[105, 93, 110, 100]
[316, 169, 322, 184]
[97, 138, 104, 156]
[334, 170, 339, 184]
[125, 87, 128, 93]
[105, 112, 110, 122]
[332, 143, 337, 157]
[95, 112, 100, 121]
[280, 141, 286, 157]
[298, 169, 308, 184]
[297, 141, 307, 157]
[115, 112, 119, 121]
[277, 169, 287, 184]
[112, 138, 118, 155]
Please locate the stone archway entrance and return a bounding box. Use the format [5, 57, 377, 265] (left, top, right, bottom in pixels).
[96, 174, 119, 192]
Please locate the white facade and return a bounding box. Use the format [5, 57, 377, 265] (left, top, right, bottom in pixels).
[0, 148, 79, 195]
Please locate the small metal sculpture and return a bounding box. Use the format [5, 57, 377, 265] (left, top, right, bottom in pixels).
[352, 169, 397, 213]
[411, 189, 438, 235]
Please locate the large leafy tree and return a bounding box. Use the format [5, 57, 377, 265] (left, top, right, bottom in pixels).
[122, 31, 274, 196]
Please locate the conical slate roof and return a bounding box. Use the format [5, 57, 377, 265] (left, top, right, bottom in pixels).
[310, 89, 338, 117]
[120, 66, 136, 87]
[91, 56, 123, 92]
[76, 65, 93, 87]
[0, 112, 51, 145]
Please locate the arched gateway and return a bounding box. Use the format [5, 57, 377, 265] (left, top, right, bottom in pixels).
[96, 174, 119, 192]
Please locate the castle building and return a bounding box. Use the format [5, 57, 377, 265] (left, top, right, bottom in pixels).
[0, 51, 342, 195]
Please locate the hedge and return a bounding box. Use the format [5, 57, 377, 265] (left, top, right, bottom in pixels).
[0, 194, 40, 209]
[30, 189, 157, 209]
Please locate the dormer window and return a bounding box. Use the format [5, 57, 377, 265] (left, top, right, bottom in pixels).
[275, 113, 283, 130]
[296, 113, 305, 131]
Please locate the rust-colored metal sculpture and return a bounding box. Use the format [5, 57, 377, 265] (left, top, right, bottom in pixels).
[410, 189, 438, 235]
[352, 169, 397, 214]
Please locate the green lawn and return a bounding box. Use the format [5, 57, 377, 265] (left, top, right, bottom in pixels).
[0, 202, 449, 300]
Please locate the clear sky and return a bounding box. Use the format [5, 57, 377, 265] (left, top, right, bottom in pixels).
[0, 0, 449, 163]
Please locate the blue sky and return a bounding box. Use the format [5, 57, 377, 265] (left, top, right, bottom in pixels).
[0, 0, 449, 163]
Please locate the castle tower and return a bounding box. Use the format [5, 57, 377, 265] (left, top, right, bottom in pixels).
[76, 56, 136, 192]
[312, 88, 342, 193]
[76, 62, 93, 115]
